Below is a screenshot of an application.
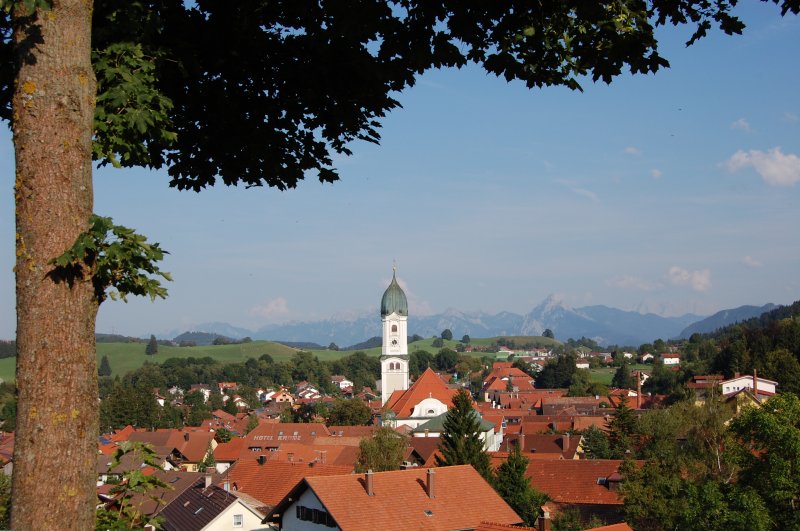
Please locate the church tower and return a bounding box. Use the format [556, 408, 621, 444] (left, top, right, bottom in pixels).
[380, 268, 409, 404]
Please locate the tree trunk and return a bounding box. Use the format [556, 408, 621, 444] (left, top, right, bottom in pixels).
[11, 0, 98, 528]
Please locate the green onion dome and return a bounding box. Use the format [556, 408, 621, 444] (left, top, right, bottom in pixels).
[380, 271, 408, 317]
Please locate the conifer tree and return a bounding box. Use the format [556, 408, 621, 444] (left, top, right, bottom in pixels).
[608, 396, 639, 459]
[145, 335, 158, 355]
[98, 355, 112, 377]
[436, 388, 491, 480]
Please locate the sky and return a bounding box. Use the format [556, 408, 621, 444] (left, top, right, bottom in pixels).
[1, 4, 799, 340]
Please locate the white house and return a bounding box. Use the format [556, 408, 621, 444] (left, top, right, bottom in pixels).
[721, 374, 778, 396]
[661, 354, 680, 366]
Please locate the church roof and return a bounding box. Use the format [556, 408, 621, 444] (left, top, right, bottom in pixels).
[380, 271, 408, 317]
[412, 409, 495, 434]
[386, 368, 459, 418]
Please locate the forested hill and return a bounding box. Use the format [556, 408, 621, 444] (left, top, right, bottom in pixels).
[702, 299, 800, 394]
[703, 300, 800, 340]
[677, 303, 778, 339]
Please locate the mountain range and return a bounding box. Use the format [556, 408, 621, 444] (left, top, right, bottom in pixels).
[160, 296, 782, 348]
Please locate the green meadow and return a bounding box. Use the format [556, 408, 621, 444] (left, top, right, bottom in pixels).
[0, 335, 588, 383]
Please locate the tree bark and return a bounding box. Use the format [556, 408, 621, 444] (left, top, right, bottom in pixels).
[11, 0, 98, 528]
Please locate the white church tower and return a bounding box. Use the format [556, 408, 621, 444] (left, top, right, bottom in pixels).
[380, 267, 409, 404]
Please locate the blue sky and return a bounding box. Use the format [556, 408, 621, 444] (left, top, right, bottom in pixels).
[1, 4, 799, 340]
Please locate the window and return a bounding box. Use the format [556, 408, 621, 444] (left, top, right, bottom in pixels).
[233, 514, 243, 528]
[391, 324, 398, 332]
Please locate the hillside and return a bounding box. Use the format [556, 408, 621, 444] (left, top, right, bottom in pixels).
[0, 340, 298, 382]
[677, 303, 779, 339]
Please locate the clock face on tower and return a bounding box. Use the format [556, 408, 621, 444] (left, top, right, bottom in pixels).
[391, 339, 398, 346]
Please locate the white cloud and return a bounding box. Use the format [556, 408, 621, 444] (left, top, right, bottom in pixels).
[725, 147, 800, 187]
[731, 118, 751, 132]
[606, 276, 661, 291]
[650, 168, 663, 179]
[556, 179, 599, 202]
[624, 146, 641, 155]
[250, 297, 290, 319]
[784, 112, 798, 123]
[668, 266, 711, 292]
[742, 255, 763, 268]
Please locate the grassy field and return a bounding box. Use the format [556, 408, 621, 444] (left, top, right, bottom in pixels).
[588, 363, 651, 385]
[0, 334, 601, 383]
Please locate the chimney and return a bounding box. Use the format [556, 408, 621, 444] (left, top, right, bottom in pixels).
[184, 432, 190, 441]
[563, 433, 570, 451]
[537, 509, 551, 531]
[365, 470, 374, 496]
[288, 452, 294, 463]
[204, 475, 212, 489]
[636, 371, 642, 410]
[520, 433, 526, 452]
[424, 429, 430, 438]
[426, 468, 435, 499]
[753, 368, 758, 397]
[258, 455, 266, 465]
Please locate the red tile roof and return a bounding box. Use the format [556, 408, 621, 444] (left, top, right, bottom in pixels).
[274, 465, 521, 530]
[214, 437, 246, 462]
[585, 524, 633, 531]
[386, 368, 460, 418]
[525, 460, 634, 505]
[223, 459, 351, 510]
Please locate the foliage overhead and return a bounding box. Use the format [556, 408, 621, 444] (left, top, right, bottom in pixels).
[4, 1, 799, 192]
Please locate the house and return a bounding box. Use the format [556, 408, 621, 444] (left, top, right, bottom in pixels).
[160, 476, 268, 531]
[242, 423, 329, 456]
[576, 361, 590, 370]
[721, 372, 777, 397]
[218, 382, 238, 394]
[189, 384, 213, 403]
[639, 353, 654, 363]
[268, 465, 522, 530]
[330, 375, 354, 390]
[123, 430, 216, 472]
[661, 353, 680, 366]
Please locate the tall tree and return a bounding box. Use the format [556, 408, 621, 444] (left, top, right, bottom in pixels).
[607, 396, 639, 459]
[145, 334, 158, 355]
[98, 354, 112, 377]
[3, 1, 798, 526]
[436, 388, 491, 479]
